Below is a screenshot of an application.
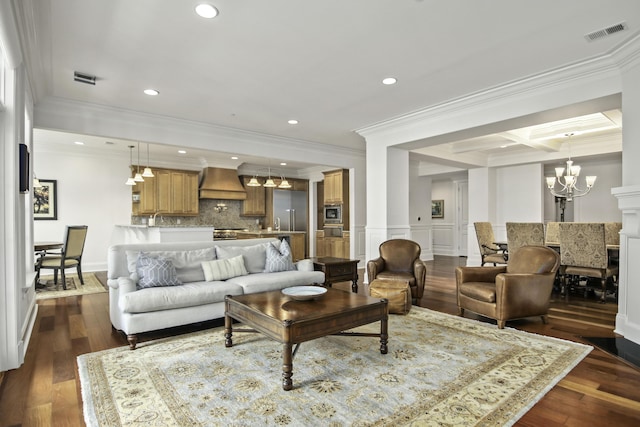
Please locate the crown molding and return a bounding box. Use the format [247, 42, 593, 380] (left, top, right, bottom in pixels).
[355, 36, 640, 147]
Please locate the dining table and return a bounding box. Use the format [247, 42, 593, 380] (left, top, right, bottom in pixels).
[34, 241, 63, 286]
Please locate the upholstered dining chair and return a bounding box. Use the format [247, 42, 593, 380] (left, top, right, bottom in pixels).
[455, 245, 560, 328]
[367, 239, 426, 304]
[37, 225, 88, 289]
[474, 222, 507, 266]
[545, 222, 561, 246]
[604, 222, 622, 246]
[506, 222, 545, 259]
[559, 222, 618, 303]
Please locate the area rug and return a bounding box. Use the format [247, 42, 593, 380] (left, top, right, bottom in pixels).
[77, 307, 591, 426]
[36, 273, 107, 300]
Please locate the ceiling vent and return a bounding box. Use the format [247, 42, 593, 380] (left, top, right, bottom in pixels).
[585, 22, 627, 42]
[73, 71, 96, 85]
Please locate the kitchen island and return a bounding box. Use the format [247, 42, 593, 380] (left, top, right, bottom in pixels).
[236, 231, 306, 261]
[112, 225, 215, 244]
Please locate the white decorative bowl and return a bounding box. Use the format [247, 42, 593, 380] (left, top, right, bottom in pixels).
[281, 286, 327, 301]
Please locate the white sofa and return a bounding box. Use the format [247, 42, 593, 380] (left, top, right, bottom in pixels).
[107, 238, 324, 349]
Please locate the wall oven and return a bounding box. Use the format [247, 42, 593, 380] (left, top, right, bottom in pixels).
[324, 205, 342, 224]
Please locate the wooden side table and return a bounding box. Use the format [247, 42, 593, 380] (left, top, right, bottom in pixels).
[310, 257, 359, 293]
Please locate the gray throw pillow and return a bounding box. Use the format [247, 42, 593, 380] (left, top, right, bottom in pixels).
[264, 239, 296, 273]
[136, 252, 182, 289]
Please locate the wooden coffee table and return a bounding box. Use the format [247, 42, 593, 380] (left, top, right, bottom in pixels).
[224, 287, 388, 390]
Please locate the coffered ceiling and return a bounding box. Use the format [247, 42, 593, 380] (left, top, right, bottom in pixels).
[20, 0, 639, 173]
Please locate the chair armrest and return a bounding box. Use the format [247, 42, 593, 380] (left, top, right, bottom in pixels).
[367, 258, 385, 281]
[456, 266, 506, 285]
[495, 273, 555, 315]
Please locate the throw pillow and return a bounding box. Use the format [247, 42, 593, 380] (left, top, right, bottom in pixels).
[201, 255, 249, 282]
[264, 239, 296, 273]
[126, 248, 216, 283]
[136, 253, 182, 289]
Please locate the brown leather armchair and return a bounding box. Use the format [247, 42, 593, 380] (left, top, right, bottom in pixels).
[367, 239, 426, 303]
[455, 245, 560, 328]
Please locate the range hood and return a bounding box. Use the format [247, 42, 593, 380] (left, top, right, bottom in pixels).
[199, 167, 247, 200]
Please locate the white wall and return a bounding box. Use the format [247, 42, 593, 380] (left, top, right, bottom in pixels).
[33, 147, 132, 272]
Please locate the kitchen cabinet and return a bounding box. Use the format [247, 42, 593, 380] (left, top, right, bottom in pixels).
[315, 230, 349, 258]
[240, 175, 266, 216]
[132, 167, 199, 216]
[323, 169, 348, 205]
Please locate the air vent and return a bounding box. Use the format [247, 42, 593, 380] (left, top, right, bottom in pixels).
[73, 71, 96, 85]
[585, 22, 627, 42]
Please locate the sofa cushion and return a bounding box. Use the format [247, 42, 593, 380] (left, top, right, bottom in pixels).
[126, 248, 216, 283]
[136, 254, 182, 289]
[264, 239, 296, 273]
[120, 281, 244, 313]
[228, 270, 325, 294]
[216, 242, 279, 273]
[202, 255, 249, 281]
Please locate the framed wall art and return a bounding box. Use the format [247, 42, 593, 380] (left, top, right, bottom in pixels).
[33, 179, 58, 220]
[431, 199, 444, 219]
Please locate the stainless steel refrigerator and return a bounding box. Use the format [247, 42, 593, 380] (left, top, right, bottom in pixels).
[273, 190, 307, 232]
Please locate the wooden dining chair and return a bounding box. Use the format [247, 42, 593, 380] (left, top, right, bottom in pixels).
[37, 225, 88, 289]
[473, 222, 507, 266]
[559, 222, 618, 302]
[506, 222, 545, 259]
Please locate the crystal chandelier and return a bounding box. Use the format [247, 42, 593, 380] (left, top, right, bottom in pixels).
[545, 133, 596, 202]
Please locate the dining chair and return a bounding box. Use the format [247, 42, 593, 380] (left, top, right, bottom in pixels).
[37, 225, 88, 289]
[559, 222, 617, 302]
[545, 222, 561, 246]
[473, 222, 507, 266]
[506, 222, 545, 259]
[604, 222, 622, 246]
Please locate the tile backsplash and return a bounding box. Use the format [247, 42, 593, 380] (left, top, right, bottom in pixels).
[131, 199, 263, 230]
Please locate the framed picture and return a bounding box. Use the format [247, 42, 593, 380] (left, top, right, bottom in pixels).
[33, 179, 58, 220]
[431, 200, 444, 219]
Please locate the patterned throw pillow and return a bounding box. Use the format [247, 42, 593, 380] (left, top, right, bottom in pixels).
[201, 255, 249, 282]
[136, 253, 182, 289]
[264, 239, 296, 273]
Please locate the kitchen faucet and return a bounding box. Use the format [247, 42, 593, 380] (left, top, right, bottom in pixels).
[275, 217, 281, 231]
[149, 211, 163, 226]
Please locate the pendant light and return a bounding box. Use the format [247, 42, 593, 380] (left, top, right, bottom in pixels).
[142, 143, 154, 177]
[125, 146, 136, 185]
[278, 175, 291, 188]
[246, 176, 261, 186]
[133, 142, 144, 182]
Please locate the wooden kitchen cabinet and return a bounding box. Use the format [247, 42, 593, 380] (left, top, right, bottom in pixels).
[323, 169, 348, 205]
[132, 167, 199, 216]
[240, 175, 266, 216]
[315, 230, 349, 258]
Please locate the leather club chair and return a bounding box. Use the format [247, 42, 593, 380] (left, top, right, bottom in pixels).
[455, 245, 560, 328]
[367, 239, 426, 304]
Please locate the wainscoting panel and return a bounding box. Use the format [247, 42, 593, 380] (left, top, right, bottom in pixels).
[432, 223, 456, 256]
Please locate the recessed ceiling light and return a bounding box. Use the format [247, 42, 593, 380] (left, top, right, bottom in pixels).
[288, 119, 298, 125]
[195, 4, 218, 18]
[382, 77, 397, 85]
[280, 162, 287, 166]
[231, 156, 238, 160]
[178, 150, 187, 154]
[74, 141, 84, 145]
[144, 89, 159, 96]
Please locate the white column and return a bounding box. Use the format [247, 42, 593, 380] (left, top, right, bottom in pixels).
[467, 168, 497, 266]
[613, 57, 640, 345]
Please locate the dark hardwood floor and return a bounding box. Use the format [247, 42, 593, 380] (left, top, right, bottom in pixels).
[1, 255, 639, 426]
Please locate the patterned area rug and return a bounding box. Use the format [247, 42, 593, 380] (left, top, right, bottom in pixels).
[36, 273, 107, 300]
[78, 307, 591, 426]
